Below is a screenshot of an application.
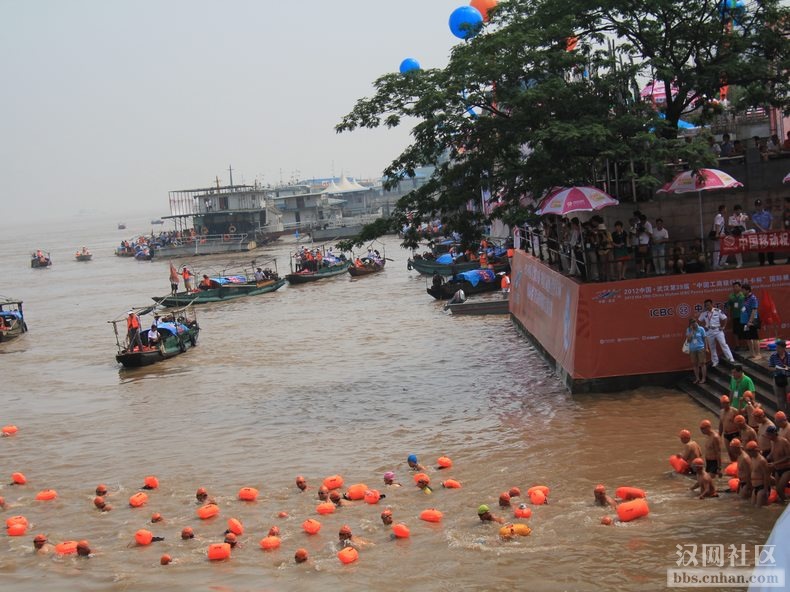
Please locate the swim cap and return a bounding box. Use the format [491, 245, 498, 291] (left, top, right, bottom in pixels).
[294, 548, 308, 563]
[776, 411, 787, 421]
[381, 509, 392, 517]
[477, 504, 490, 515]
[181, 527, 194, 539]
[734, 414, 746, 425]
[408, 454, 418, 463]
[745, 441, 759, 451]
[744, 391, 754, 400]
[691, 458, 704, 467]
[766, 425, 778, 434]
[499, 492, 510, 502]
[594, 484, 605, 493]
[95, 484, 107, 496]
[508, 487, 521, 497]
[383, 471, 395, 481]
[720, 395, 730, 404]
[319, 485, 329, 492]
[34, 534, 47, 543]
[754, 408, 765, 417]
[730, 438, 742, 447]
[679, 429, 691, 439]
[339, 525, 352, 535]
[700, 419, 712, 429]
[268, 526, 280, 537]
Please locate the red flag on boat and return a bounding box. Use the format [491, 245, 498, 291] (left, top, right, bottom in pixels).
[169, 262, 179, 285]
[759, 291, 781, 326]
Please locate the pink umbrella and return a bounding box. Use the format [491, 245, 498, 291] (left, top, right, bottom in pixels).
[640, 81, 679, 104]
[656, 168, 743, 238]
[535, 186, 619, 216]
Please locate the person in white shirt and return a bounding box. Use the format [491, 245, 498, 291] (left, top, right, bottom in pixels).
[728, 205, 748, 269]
[147, 323, 161, 348]
[698, 299, 735, 367]
[712, 205, 728, 269]
[651, 218, 669, 275]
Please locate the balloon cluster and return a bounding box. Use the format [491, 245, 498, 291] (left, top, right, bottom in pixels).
[399, 1, 498, 74]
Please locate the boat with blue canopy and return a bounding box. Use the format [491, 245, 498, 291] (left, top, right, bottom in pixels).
[0, 298, 27, 342]
[110, 304, 199, 368]
[427, 268, 503, 300]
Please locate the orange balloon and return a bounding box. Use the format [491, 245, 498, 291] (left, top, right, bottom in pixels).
[11, 472, 26, 485]
[207, 542, 231, 561]
[129, 492, 148, 507]
[135, 529, 153, 545]
[238, 486, 258, 501]
[419, 509, 443, 523]
[35, 489, 57, 501]
[227, 518, 244, 536]
[2, 425, 18, 436]
[6, 516, 28, 528]
[259, 535, 281, 550]
[392, 523, 410, 538]
[345, 483, 368, 501]
[196, 504, 219, 520]
[302, 518, 321, 534]
[470, 0, 497, 21]
[337, 546, 359, 564]
[7, 523, 27, 536]
[55, 541, 78, 555]
[316, 502, 336, 515]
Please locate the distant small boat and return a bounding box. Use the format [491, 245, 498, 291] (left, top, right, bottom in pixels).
[348, 258, 385, 277]
[286, 248, 351, 284]
[427, 269, 503, 300]
[31, 250, 52, 268]
[0, 298, 27, 342]
[444, 297, 509, 315]
[75, 248, 93, 262]
[118, 223, 126, 230]
[151, 219, 164, 225]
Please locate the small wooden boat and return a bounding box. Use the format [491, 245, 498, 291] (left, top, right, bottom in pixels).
[286, 248, 351, 284]
[151, 219, 164, 225]
[115, 245, 135, 257]
[287, 262, 351, 283]
[0, 298, 27, 342]
[445, 297, 509, 315]
[134, 248, 155, 261]
[348, 258, 385, 276]
[154, 278, 285, 307]
[75, 248, 93, 262]
[30, 251, 52, 268]
[118, 223, 126, 230]
[427, 269, 503, 300]
[110, 305, 199, 368]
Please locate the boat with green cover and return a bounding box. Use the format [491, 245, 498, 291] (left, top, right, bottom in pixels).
[154, 277, 285, 307]
[110, 305, 200, 368]
[286, 262, 351, 283]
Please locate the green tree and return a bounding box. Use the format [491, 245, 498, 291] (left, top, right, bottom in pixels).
[337, 0, 790, 250]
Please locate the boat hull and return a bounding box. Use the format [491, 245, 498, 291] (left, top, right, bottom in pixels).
[116, 325, 199, 368]
[31, 259, 52, 268]
[348, 262, 385, 276]
[445, 298, 509, 315]
[427, 278, 502, 300]
[75, 254, 93, 262]
[408, 258, 509, 277]
[286, 262, 351, 283]
[153, 279, 286, 307]
[154, 237, 258, 257]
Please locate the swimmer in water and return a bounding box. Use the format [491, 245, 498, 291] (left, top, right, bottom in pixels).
[33, 534, 53, 553]
[676, 429, 703, 472]
[383, 471, 401, 487]
[95, 484, 108, 497]
[181, 527, 195, 540]
[690, 458, 718, 499]
[76, 540, 91, 557]
[416, 476, 432, 494]
[196, 487, 208, 503]
[407, 454, 427, 471]
[93, 496, 112, 512]
[330, 491, 346, 506]
[317, 485, 329, 501]
[593, 485, 617, 509]
[499, 492, 511, 508]
[296, 476, 307, 492]
[224, 533, 237, 548]
[380, 509, 393, 526]
[338, 525, 374, 549]
[477, 504, 505, 524]
[294, 548, 309, 563]
[268, 526, 280, 537]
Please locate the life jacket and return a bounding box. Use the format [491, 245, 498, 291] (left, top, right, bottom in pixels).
[479, 253, 488, 266]
[182, 269, 191, 280]
[127, 315, 140, 330]
[501, 275, 511, 289]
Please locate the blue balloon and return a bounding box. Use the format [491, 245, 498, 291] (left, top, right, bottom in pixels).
[449, 6, 483, 40]
[399, 58, 421, 74]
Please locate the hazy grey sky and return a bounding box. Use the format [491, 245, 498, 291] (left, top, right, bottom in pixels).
[0, 0, 468, 220]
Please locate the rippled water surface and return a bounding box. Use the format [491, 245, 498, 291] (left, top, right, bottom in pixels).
[0, 215, 781, 591]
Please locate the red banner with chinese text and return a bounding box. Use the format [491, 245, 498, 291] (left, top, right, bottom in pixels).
[720, 231, 790, 255]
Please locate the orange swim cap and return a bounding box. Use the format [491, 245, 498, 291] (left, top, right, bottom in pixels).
[720, 395, 730, 404]
[268, 526, 280, 537]
[746, 441, 760, 451]
[754, 408, 765, 417]
[699, 419, 712, 429]
[776, 411, 787, 421]
[196, 487, 207, 496]
[744, 391, 754, 400]
[34, 534, 47, 543]
[181, 527, 194, 539]
[93, 496, 106, 509]
[508, 487, 521, 497]
[499, 492, 511, 503]
[294, 548, 309, 563]
[143, 476, 159, 489]
[224, 532, 237, 545]
[601, 516, 613, 525]
[734, 414, 746, 424]
[151, 513, 163, 523]
[95, 484, 107, 496]
[594, 484, 606, 493]
[679, 429, 691, 439]
[277, 511, 289, 518]
[691, 458, 705, 467]
[339, 525, 352, 535]
[160, 554, 172, 565]
[730, 438, 742, 447]
[381, 509, 392, 517]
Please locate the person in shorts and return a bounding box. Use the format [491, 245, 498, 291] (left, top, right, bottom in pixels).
[685, 318, 709, 384]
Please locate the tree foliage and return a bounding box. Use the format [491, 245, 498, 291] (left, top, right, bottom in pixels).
[337, 0, 790, 249]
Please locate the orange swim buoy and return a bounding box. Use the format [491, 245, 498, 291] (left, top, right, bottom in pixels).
[135, 529, 154, 546]
[129, 492, 148, 507]
[669, 456, 690, 474]
[35, 489, 57, 501]
[6, 516, 28, 528]
[55, 541, 78, 555]
[207, 542, 231, 561]
[337, 546, 359, 564]
[7, 523, 27, 536]
[724, 462, 738, 477]
[768, 489, 779, 504]
[413, 473, 430, 485]
[2, 425, 18, 436]
[227, 518, 244, 536]
[601, 516, 613, 526]
[11, 472, 27, 485]
[616, 498, 650, 522]
[728, 478, 740, 492]
[143, 475, 159, 489]
[437, 456, 453, 469]
[302, 518, 321, 534]
[392, 523, 410, 538]
[529, 490, 546, 505]
[364, 489, 381, 504]
[316, 502, 335, 515]
[323, 475, 344, 490]
[345, 483, 368, 501]
[419, 509, 443, 523]
[442, 479, 461, 489]
[197, 503, 219, 520]
[237, 486, 258, 501]
[514, 504, 532, 519]
[259, 535, 281, 550]
[527, 485, 549, 497]
[615, 487, 646, 501]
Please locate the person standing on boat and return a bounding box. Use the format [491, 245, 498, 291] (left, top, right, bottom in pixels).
[126, 311, 142, 352]
[181, 266, 193, 292]
[169, 263, 179, 295]
[254, 267, 265, 281]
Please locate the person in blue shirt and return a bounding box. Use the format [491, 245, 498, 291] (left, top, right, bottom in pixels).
[740, 283, 760, 359]
[685, 318, 710, 384]
[751, 199, 775, 266]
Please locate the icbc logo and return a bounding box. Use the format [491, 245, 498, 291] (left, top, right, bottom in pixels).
[649, 307, 675, 318]
[676, 303, 691, 318]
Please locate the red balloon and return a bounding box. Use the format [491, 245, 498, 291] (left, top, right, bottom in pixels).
[470, 0, 497, 21]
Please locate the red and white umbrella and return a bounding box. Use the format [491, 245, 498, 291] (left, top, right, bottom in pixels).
[535, 186, 619, 216]
[657, 168, 743, 239]
[783, 172, 790, 184]
[657, 168, 743, 194]
[640, 81, 679, 104]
